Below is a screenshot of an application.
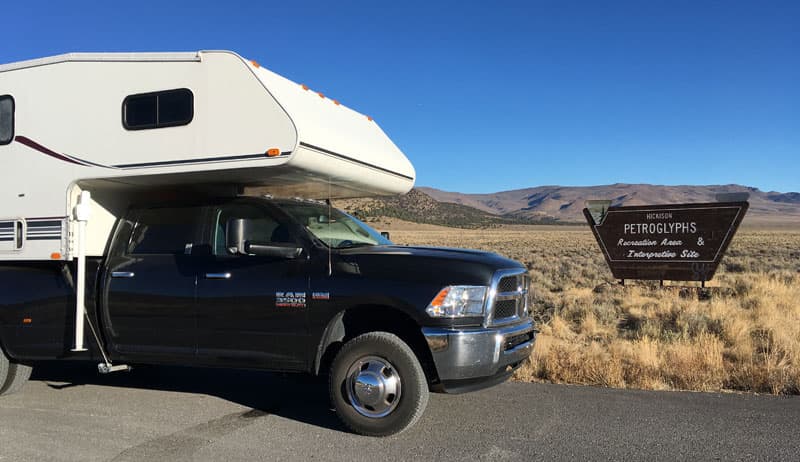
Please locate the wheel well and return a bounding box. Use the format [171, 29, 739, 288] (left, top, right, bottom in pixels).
[315, 306, 440, 386]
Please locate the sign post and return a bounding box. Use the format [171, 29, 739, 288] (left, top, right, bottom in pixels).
[583, 201, 748, 284]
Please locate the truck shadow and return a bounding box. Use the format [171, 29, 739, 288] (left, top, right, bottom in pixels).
[29, 361, 346, 433]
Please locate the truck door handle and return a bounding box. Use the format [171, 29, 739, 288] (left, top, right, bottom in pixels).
[205, 272, 231, 280]
[111, 271, 135, 278]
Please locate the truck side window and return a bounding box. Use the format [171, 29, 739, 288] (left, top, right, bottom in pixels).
[0, 95, 13, 145]
[128, 206, 202, 255]
[213, 204, 289, 256]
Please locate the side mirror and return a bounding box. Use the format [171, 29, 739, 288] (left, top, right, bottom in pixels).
[226, 218, 248, 255]
[226, 218, 302, 259]
[245, 242, 303, 259]
[380, 231, 391, 240]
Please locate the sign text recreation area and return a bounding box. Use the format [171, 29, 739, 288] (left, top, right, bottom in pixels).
[583, 201, 749, 283]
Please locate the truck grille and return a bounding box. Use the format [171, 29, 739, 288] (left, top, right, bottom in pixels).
[488, 270, 530, 326]
[505, 331, 535, 351]
[494, 299, 518, 319]
[497, 275, 521, 293]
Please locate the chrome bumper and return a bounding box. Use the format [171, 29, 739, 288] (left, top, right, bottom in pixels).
[422, 319, 535, 382]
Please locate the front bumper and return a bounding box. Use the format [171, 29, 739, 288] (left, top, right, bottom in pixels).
[422, 319, 535, 393]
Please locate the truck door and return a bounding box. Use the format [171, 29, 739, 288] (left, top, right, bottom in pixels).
[102, 205, 204, 359]
[194, 201, 309, 370]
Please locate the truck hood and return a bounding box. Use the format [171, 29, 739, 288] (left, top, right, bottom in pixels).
[335, 245, 524, 287]
[325, 244, 527, 325]
[339, 245, 519, 266]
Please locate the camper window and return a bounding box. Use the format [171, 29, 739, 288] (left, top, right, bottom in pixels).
[123, 88, 193, 130]
[0, 95, 13, 145]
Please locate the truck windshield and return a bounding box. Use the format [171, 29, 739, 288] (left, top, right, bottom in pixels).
[278, 202, 392, 249]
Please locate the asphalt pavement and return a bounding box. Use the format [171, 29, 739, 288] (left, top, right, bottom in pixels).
[0, 362, 797, 461]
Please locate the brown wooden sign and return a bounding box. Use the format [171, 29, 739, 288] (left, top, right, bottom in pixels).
[583, 201, 749, 282]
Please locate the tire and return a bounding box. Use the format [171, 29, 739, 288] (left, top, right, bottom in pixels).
[329, 332, 429, 437]
[0, 347, 32, 396]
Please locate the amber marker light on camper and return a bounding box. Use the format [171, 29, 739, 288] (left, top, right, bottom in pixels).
[266, 148, 281, 157]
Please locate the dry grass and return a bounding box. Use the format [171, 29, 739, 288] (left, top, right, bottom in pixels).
[387, 224, 800, 395]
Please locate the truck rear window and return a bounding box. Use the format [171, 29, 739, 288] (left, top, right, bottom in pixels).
[127, 207, 201, 255]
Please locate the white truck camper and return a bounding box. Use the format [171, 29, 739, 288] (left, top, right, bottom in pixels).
[0, 50, 415, 264]
[0, 51, 536, 437]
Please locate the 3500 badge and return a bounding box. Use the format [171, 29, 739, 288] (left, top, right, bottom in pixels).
[275, 291, 306, 308]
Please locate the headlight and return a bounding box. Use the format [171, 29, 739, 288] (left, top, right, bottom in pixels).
[426, 285, 488, 318]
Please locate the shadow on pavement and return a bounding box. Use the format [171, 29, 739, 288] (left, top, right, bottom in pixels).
[30, 361, 346, 433]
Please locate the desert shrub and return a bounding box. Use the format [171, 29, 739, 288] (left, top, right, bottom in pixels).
[391, 226, 800, 395]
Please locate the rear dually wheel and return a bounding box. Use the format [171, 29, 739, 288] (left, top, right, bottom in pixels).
[0, 346, 32, 396]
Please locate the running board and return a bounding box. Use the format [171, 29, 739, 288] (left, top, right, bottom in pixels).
[97, 363, 131, 374]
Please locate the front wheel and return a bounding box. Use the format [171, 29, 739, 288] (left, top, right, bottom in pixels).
[329, 332, 429, 436]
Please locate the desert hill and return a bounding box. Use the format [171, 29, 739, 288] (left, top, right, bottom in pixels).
[418, 184, 800, 226]
[334, 189, 534, 228]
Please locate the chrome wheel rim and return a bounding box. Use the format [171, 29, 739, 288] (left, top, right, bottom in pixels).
[345, 355, 402, 418]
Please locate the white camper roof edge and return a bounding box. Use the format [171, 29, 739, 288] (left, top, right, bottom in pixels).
[0, 51, 203, 73]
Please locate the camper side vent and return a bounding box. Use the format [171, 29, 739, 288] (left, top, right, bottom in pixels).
[123, 88, 193, 130]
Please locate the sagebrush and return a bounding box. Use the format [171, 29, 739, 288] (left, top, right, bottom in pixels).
[390, 225, 800, 394]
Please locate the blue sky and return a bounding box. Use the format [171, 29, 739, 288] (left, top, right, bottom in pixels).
[2, 1, 798, 193]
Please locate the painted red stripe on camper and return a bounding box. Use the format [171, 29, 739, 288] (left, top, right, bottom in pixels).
[15, 136, 87, 166]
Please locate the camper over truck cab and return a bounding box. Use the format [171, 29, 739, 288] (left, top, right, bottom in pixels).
[0, 51, 534, 436]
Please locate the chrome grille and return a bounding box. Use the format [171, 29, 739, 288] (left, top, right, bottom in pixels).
[497, 275, 520, 293]
[488, 269, 530, 326]
[494, 299, 517, 319]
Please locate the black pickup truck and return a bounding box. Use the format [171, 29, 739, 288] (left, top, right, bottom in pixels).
[0, 195, 535, 436]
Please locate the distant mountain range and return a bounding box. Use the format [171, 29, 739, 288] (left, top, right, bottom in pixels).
[336, 184, 800, 227]
[419, 184, 800, 225]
